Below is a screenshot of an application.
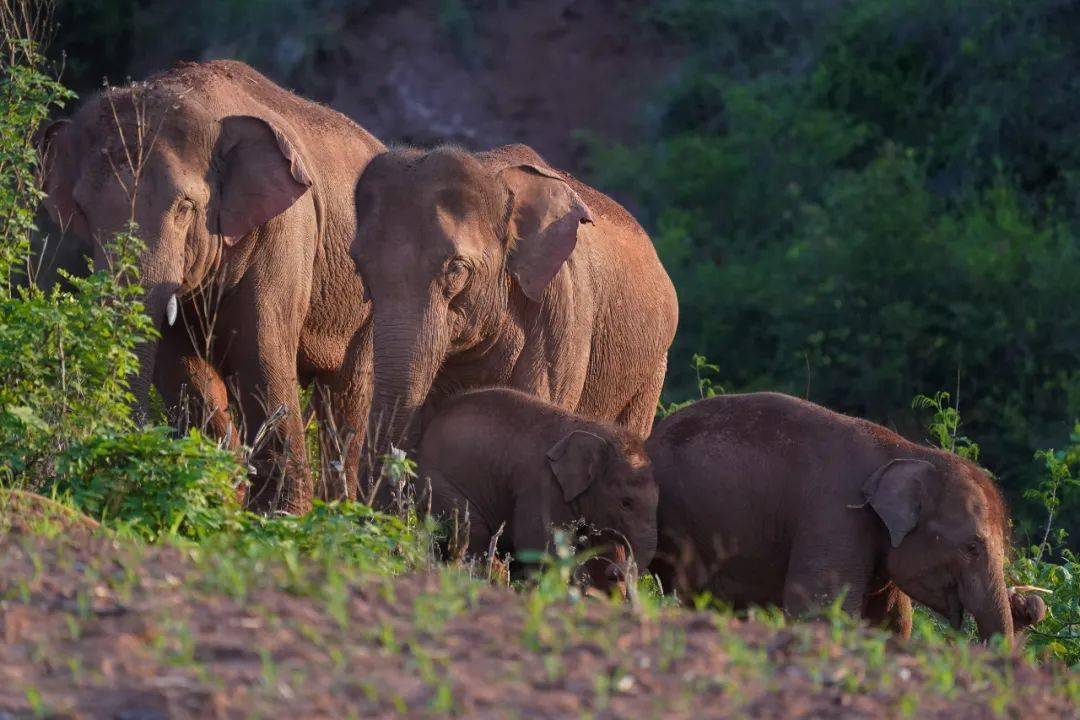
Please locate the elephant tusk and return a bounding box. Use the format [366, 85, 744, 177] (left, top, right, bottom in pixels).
[165, 294, 178, 327]
[1009, 584, 1053, 595]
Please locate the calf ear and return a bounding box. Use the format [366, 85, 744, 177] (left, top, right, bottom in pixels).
[500, 164, 593, 302]
[862, 459, 934, 548]
[546, 430, 610, 504]
[215, 115, 312, 245]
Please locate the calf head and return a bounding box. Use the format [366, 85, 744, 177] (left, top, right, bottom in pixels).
[862, 456, 1015, 641]
[546, 429, 658, 594]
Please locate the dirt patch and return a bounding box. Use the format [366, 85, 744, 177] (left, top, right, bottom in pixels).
[0, 520, 1075, 718]
[0, 489, 102, 538]
[298, 0, 678, 172]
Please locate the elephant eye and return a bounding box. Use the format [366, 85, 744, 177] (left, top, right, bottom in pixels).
[443, 258, 472, 297]
[621, 498, 633, 509]
[965, 540, 981, 557]
[175, 198, 195, 222]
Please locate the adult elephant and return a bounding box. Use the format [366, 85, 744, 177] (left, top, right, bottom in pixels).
[350, 144, 677, 479]
[40, 61, 383, 513]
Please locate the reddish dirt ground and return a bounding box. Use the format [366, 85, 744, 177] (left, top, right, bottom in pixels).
[1, 495, 1076, 719]
[319, 0, 680, 172]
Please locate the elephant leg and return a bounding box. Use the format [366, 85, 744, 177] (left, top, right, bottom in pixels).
[224, 296, 312, 515]
[311, 325, 373, 502]
[782, 531, 874, 619]
[861, 583, 913, 639]
[154, 323, 237, 447]
[305, 322, 374, 503]
[233, 351, 311, 514]
[616, 357, 667, 438]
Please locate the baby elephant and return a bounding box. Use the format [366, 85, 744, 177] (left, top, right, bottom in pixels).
[415, 388, 658, 591]
[648, 392, 1027, 641]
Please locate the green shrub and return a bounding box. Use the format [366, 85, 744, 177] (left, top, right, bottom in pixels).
[907, 391, 1080, 663]
[1009, 426, 1080, 665]
[234, 500, 431, 577]
[48, 426, 244, 541]
[1, 6, 250, 542]
[590, 0, 1080, 540]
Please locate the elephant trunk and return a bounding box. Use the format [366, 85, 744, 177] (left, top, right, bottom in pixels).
[101, 230, 182, 425]
[369, 307, 448, 454]
[633, 532, 658, 571]
[963, 556, 1015, 643]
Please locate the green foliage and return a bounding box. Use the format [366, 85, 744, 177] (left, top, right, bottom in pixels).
[912, 391, 979, 462]
[591, 0, 1080, 540]
[0, 227, 157, 482]
[1010, 426, 1080, 666]
[1025, 429, 1080, 558]
[234, 501, 430, 578]
[1010, 547, 1080, 667]
[0, 9, 248, 542]
[657, 353, 723, 418]
[913, 391, 1080, 664]
[0, 35, 75, 290]
[1, 21, 159, 485]
[48, 426, 244, 541]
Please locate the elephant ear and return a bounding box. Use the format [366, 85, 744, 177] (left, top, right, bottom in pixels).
[546, 430, 610, 504]
[216, 115, 312, 245]
[500, 163, 594, 302]
[862, 459, 935, 548]
[37, 119, 85, 236]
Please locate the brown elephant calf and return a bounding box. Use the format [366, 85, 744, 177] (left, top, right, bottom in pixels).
[648, 392, 1041, 641]
[414, 388, 659, 591]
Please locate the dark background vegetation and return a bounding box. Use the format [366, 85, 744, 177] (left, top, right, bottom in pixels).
[45, 0, 1080, 544]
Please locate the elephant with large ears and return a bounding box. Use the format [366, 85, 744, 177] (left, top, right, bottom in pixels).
[415, 388, 659, 593]
[40, 61, 383, 513]
[349, 144, 678, 493]
[648, 393, 1026, 643]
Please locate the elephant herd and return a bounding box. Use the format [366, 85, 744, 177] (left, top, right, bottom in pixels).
[41, 61, 1044, 641]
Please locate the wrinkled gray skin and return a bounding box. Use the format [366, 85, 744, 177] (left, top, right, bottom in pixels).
[416, 388, 659, 593]
[350, 144, 678, 480]
[41, 61, 383, 513]
[648, 393, 1020, 643]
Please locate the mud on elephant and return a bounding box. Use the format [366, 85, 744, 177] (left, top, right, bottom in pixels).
[349, 143, 678, 494]
[414, 388, 659, 594]
[40, 61, 383, 512]
[648, 392, 1033, 643]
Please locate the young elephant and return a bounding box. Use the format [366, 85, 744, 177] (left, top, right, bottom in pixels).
[415, 389, 659, 590]
[648, 393, 1024, 641]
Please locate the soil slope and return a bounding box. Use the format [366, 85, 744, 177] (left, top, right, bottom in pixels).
[1, 497, 1075, 719]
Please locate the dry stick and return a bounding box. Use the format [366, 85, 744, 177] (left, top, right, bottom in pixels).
[315, 383, 355, 501]
[950, 364, 962, 454]
[178, 260, 229, 436]
[361, 402, 404, 508]
[487, 522, 507, 586]
[243, 391, 289, 511]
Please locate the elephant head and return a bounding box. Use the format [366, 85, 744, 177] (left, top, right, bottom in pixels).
[862, 456, 1015, 641]
[546, 429, 658, 593]
[40, 87, 311, 419]
[350, 146, 593, 451]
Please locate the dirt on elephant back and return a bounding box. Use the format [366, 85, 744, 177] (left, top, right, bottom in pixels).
[0, 509, 1076, 719]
